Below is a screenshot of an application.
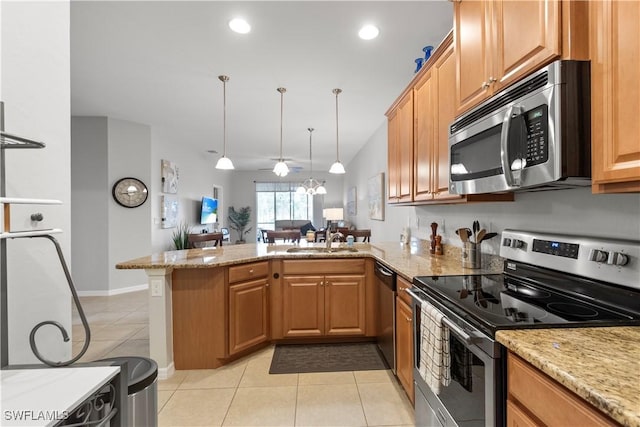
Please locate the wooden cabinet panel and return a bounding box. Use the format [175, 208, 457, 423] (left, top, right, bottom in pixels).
[507, 352, 617, 426]
[388, 110, 400, 201]
[396, 275, 413, 307]
[506, 400, 538, 427]
[325, 275, 366, 336]
[591, 0, 640, 193]
[413, 69, 435, 202]
[395, 296, 414, 404]
[398, 92, 414, 202]
[228, 261, 269, 284]
[493, 0, 560, 92]
[455, 0, 493, 114]
[228, 278, 270, 355]
[282, 275, 324, 337]
[282, 259, 365, 275]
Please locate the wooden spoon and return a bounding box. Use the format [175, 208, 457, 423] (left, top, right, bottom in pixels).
[458, 228, 469, 242]
[476, 229, 487, 244]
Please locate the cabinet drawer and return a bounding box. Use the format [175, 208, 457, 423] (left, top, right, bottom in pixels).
[397, 275, 413, 306]
[282, 259, 365, 275]
[228, 261, 269, 284]
[508, 353, 617, 427]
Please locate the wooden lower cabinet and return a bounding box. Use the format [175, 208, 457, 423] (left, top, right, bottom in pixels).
[282, 273, 366, 338]
[228, 277, 270, 355]
[395, 294, 414, 404]
[507, 352, 617, 426]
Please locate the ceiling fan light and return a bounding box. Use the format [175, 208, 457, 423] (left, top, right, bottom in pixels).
[273, 160, 289, 177]
[316, 185, 327, 195]
[215, 155, 235, 170]
[296, 185, 306, 195]
[329, 160, 346, 174]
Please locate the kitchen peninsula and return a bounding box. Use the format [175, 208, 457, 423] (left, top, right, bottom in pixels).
[116, 241, 501, 378]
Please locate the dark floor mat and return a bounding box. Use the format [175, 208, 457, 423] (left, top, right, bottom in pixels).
[269, 342, 387, 374]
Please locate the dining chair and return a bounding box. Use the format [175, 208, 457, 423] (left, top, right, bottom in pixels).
[187, 232, 224, 248]
[349, 229, 371, 242]
[265, 230, 300, 243]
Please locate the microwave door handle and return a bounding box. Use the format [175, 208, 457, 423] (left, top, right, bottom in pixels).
[500, 104, 521, 188]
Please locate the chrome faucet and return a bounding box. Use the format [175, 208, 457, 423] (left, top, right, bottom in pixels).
[326, 231, 344, 250]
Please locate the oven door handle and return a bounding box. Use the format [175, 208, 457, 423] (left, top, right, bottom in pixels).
[405, 288, 483, 346]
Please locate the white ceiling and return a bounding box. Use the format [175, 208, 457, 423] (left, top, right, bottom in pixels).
[71, 1, 453, 172]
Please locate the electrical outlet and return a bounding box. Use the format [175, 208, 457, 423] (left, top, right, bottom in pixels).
[151, 280, 163, 297]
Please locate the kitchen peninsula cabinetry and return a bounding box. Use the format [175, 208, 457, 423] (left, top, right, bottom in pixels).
[228, 261, 270, 355]
[590, 0, 640, 193]
[454, 0, 588, 115]
[277, 259, 370, 339]
[506, 352, 617, 426]
[395, 276, 414, 404]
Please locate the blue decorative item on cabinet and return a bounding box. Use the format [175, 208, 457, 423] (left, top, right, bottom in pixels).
[414, 58, 424, 73]
[423, 45, 434, 62]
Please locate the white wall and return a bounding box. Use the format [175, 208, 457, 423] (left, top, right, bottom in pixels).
[2, 0, 72, 364]
[150, 126, 234, 253]
[71, 117, 109, 293]
[344, 120, 640, 253]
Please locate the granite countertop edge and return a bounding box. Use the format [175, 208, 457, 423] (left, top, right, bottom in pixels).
[496, 327, 640, 427]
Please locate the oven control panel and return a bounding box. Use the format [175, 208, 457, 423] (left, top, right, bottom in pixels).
[501, 229, 639, 290]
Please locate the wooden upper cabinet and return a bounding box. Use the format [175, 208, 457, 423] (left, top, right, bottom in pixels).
[455, 0, 585, 115]
[397, 92, 414, 202]
[455, 0, 493, 114]
[387, 110, 400, 202]
[413, 68, 435, 202]
[590, 0, 640, 193]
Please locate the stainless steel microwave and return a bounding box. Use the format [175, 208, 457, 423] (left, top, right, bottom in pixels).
[449, 60, 591, 195]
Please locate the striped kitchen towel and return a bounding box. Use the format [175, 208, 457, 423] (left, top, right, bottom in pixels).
[418, 300, 451, 395]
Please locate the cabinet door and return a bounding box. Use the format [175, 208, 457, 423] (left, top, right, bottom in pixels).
[387, 110, 400, 202]
[282, 275, 324, 337]
[324, 275, 366, 336]
[506, 400, 538, 427]
[413, 69, 435, 202]
[590, 0, 640, 193]
[229, 278, 270, 355]
[493, 0, 561, 92]
[397, 92, 414, 202]
[455, 0, 493, 114]
[432, 41, 462, 202]
[395, 296, 414, 404]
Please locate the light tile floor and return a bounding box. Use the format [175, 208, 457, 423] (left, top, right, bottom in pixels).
[73, 290, 415, 426]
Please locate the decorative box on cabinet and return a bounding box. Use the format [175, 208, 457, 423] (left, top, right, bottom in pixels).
[590, 0, 640, 193]
[454, 0, 588, 115]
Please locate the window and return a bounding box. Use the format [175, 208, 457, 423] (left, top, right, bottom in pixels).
[256, 182, 313, 235]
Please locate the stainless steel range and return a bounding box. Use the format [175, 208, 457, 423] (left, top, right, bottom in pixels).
[408, 230, 640, 427]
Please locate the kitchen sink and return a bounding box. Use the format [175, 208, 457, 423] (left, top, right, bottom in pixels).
[286, 247, 358, 253]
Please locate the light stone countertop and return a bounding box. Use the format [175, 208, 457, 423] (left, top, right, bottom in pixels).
[496, 327, 640, 427]
[115, 241, 503, 280]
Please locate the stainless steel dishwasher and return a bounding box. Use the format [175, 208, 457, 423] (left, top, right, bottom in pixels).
[374, 261, 396, 373]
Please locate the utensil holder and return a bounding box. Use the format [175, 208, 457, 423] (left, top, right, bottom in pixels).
[462, 242, 482, 269]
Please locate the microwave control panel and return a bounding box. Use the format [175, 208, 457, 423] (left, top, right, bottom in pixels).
[525, 105, 549, 167]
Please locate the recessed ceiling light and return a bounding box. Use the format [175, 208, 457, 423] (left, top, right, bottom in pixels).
[229, 18, 251, 34]
[358, 25, 379, 40]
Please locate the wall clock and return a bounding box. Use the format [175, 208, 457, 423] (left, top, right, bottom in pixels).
[112, 177, 148, 208]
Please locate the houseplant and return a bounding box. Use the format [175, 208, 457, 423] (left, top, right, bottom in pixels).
[228, 206, 252, 243]
[171, 221, 191, 250]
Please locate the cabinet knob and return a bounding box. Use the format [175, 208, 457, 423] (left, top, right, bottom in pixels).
[406, 317, 412, 322]
[482, 81, 490, 89]
[249, 269, 254, 274]
[266, 283, 270, 288]
[488, 76, 497, 83]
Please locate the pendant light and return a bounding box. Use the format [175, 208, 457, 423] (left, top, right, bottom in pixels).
[215, 75, 234, 170]
[329, 88, 346, 174]
[296, 128, 327, 195]
[273, 87, 290, 177]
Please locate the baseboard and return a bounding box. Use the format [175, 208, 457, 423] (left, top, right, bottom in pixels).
[76, 283, 148, 297]
[157, 362, 175, 380]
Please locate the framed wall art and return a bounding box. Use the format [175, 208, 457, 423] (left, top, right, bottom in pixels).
[367, 173, 385, 221]
[161, 159, 179, 193]
[161, 195, 179, 228]
[347, 186, 357, 216]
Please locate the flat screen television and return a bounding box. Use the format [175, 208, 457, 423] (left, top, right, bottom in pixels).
[200, 196, 218, 225]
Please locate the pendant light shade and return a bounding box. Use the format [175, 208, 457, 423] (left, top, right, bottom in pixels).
[329, 88, 346, 174]
[215, 75, 235, 170]
[273, 87, 290, 177]
[296, 128, 327, 195]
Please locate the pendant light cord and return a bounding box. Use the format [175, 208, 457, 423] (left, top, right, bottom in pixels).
[278, 87, 286, 161]
[333, 88, 342, 161]
[219, 75, 230, 157]
[308, 128, 314, 178]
